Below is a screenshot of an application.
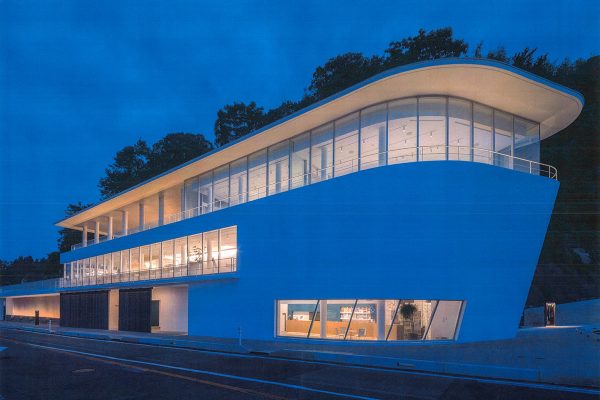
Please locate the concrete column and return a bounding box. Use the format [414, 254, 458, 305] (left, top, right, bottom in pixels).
[139, 202, 145, 229]
[82, 225, 88, 246]
[158, 192, 165, 226]
[377, 300, 386, 340]
[122, 210, 129, 235]
[320, 300, 328, 339]
[107, 215, 114, 240]
[94, 220, 100, 244]
[379, 126, 386, 166]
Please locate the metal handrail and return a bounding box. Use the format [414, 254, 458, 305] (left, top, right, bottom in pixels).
[71, 145, 556, 250]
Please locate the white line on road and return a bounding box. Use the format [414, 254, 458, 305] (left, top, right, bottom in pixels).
[3, 327, 599, 397]
[21, 341, 378, 400]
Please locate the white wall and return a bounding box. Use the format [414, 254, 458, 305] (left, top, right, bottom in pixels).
[6, 295, 60, 318]
[109, 289, 119, 330]
[152, 286, 188, 333]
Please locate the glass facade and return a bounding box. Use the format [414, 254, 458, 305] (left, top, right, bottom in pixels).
[65, 226, 237, 286]
[277, 299, 464, 341]
[73, 96, 544, 251]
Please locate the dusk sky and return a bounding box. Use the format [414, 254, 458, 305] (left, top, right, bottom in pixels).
[1, 0, 598, 260]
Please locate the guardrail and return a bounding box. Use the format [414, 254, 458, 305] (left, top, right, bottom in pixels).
[70, 145, 556, 250]
[0, 258, 237, 295]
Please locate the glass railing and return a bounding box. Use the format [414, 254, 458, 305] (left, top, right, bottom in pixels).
[0, 258, 237, 295]
[70, 145, 556, 251]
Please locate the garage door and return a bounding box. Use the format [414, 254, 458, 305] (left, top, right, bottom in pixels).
[119, 288, 152, 333]
[60, 291, 109, 329]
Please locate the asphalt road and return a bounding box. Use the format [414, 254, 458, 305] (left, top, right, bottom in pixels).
[0, 328, 597, 400]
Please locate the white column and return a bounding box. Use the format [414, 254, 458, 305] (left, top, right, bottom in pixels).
[82, 225, 88, 246]
[94, 220, 100, 244]
[107, 215, 114, 240]
[377, 300, 386, 340]
[122, 210, 129, 235]
[139, 202, 145, 229]
[320, 300, 328, 339]
[158, 192, 165, 226]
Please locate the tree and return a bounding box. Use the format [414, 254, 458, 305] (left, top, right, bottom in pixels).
[307, 53, 384, 101]
[146, 133, 213, 176]
[99, 139, 150, 199]
[486, 46, 509, 63]
[57, 202, 94, 253]
[214, 102, 265, 147]
[385, 27, 468, 67]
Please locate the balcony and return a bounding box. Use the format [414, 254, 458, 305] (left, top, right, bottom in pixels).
[69, 145, 556, 251]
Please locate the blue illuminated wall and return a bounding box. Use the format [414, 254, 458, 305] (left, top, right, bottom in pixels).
[184, 162, 558, 343]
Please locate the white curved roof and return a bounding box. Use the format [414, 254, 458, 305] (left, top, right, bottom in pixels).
[57, 59, 583, 228]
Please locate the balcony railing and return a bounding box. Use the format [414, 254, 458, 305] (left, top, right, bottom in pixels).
[0, 258, 237, 296]
[71, 145, 556, 250]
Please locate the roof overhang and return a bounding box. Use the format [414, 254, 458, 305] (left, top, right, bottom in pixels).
[57, 59, 583, 229]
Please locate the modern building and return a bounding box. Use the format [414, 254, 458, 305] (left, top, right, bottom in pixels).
[0, 59, 584, 343]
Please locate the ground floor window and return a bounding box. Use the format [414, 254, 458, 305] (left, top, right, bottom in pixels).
[276, 299, 464, 341]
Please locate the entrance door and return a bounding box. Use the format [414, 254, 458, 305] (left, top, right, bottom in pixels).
[151, 300, 160, 328]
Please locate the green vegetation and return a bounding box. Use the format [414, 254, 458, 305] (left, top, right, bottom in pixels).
[1, 28, 597, 307]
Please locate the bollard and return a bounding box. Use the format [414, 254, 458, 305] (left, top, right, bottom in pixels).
[34, 310, 40, 326]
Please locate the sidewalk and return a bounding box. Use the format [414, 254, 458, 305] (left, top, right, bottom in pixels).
[2, 320, 598, 388]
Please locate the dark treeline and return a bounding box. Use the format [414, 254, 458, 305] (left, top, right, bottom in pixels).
[2, 28, 598, 306]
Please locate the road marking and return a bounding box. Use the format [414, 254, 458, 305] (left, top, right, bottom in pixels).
[2, 327, 599, 396]
[5, 337, 378, 400]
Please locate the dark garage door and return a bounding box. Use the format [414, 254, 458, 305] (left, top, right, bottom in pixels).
[60, 291, 109, 330]
[119, 288, 152, 333]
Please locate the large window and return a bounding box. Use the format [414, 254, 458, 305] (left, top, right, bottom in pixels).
[494, 111, 513, 168]
[229, 157, 247, 206]
[183, 177, 199, 217]
[198, 172, 213, 215]
[388, 98, 417, 164]
[311, 123, 333, 183]
[448, 98, 471, 161]
[514, 117, 540, 173]
[268, 141, 290, 195]
[418, 97, 447, 161]
[473, 104, 493, 164]
[248, 150, 267, 201]
[291, 133, 310, 189]
[203, 230, 219, 275]
[334, 113, 359, 176]
[277, 299, 464, 341]
[213, 165, 229, 211]
[360, 105, 387, 170]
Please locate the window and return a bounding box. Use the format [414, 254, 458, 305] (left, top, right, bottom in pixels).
[183, 177, 199, 217]
[199, 172, 213, 215]
[140, 245, 151, 277]
[229, 157, 247, 206]
[494, 111, 513, 168]
[388, 98, 417, 164]
[248, 150, 267, 201]
[334, 113, 359, 176]
[203, 230, 219, 274]
[213, 165, 229, 211]
[514, 117, 540, 173]
[360, 105, 387, 170]
[473, 104, 493, 164]
[174, 237, 187, 271]
[291, 133, 310, 189]
[277, 300, 319, 338]
[418, 97, 447, 161]
[311, 123, 334, 183]
[130, 247, 140, 279]
[121, 249, 130, 277]
[150, 243, 161, 279]
[268, 141, 290, 195]
[188, 234, 202, 274]
[448, 98, 471, 161]
[112, 251, 121, 275]
[162, 239, 174, 270]
[219, 226, 237, 273]
[277, 299, 464, 341]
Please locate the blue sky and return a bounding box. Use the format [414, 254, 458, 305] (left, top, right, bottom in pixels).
[0, 0, 598, 260]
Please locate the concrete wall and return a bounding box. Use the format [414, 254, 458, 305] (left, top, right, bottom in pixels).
[152, 286, 188, 333]
[6, 295, 60, 318]
[184, 162, 557, 343]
